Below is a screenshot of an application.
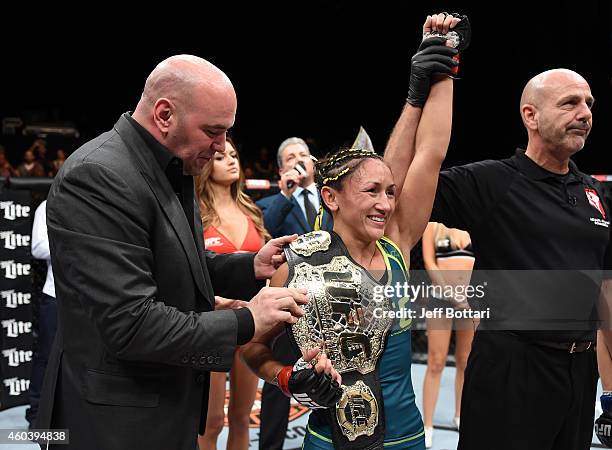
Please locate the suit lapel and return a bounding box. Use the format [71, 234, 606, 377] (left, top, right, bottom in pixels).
[193, 201, 216, 305]
[141, 174, 210, 303]
[114, 116, 211, 304]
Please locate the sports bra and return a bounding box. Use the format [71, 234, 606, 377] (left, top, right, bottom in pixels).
[204, 215, 263, 254]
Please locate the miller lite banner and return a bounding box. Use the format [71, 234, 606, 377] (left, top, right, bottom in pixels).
[0, 191, 33, 409]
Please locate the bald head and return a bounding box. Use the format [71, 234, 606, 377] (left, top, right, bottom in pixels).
[139, 55, 235, 111]
[520, 69, 588, 112]
[132, 55, 238, 176]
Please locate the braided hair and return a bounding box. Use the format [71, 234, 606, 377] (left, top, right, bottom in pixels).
[313, 147, 386, 229]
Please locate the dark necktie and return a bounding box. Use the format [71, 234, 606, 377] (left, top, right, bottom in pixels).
[302, 189, 317, 230]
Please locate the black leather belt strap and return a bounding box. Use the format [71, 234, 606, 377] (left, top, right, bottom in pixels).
[532, 340, 594, 353]
[327, 370, 385, 450]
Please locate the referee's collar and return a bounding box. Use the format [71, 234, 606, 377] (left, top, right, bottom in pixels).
[513, 148, 583, 182]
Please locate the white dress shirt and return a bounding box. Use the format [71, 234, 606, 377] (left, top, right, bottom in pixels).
[31, 200, 55, 298]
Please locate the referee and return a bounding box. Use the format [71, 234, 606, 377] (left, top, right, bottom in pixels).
[431, 68, 611, 450]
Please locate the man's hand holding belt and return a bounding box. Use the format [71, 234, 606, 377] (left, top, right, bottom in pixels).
[271, 346, 343, 409]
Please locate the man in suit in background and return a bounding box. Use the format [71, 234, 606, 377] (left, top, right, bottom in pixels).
[36, 55, 307, 450]
[257, 137, 332, 237]
[256, 137, 332, 450]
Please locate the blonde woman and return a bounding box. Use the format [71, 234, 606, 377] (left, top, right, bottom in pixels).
[196, 137, 270, 450]
[421, 222, 475, 448]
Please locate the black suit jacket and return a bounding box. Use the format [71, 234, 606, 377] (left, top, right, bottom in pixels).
[37, 114, 260, 450]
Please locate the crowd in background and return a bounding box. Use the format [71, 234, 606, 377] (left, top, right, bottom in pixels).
[0, 139, 67, 178]
[0, 136, 323, 185]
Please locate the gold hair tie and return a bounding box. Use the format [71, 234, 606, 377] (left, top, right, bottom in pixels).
[322, 167, 351, 185]
[318, 147, 383, 186]
[323, 149, 375, 171]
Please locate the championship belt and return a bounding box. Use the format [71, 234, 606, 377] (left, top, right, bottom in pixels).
[285, 231, 393, 450]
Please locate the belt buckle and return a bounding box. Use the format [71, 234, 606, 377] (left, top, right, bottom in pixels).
[570, 341, 593, 353]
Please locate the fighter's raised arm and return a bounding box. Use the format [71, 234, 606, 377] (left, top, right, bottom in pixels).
[385, 12, 470, 253]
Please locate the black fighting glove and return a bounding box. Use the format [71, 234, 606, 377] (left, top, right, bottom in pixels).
[273, 357, 343, 409]
[596, 413, 612, 447]
[596, 393, 612, 447]
[422, 13, 471, 53]
[406, 37, 459, 107]
[422, 13, 471, 78]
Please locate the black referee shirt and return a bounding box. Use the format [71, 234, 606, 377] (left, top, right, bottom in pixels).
[432, 149, 612, 342]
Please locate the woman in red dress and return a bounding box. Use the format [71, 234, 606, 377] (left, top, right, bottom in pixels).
[196, 137, 270, 450]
